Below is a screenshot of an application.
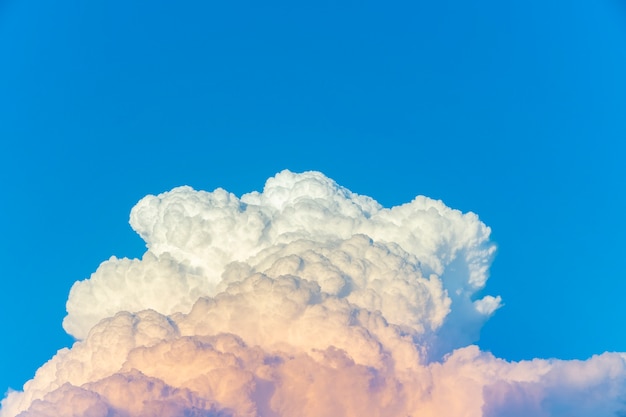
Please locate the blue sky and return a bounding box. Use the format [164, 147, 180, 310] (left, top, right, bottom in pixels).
[1, 0, 626, 396]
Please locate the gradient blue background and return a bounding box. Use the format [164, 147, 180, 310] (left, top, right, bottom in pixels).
[2, 0, 626, 396]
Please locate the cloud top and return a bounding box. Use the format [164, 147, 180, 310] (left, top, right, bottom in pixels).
[64, 170, 497, 342]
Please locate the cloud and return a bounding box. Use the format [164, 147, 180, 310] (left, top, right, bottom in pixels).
[64, 170, 496, 343]
[3, 170, 625, 417]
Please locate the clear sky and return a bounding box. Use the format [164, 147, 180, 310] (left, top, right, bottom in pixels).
[1, 0, 626, 397]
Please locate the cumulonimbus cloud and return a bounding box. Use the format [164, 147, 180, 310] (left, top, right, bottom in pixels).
[3, 170, 625, 417]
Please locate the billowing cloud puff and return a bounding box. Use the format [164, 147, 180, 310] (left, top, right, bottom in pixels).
[63, 170, 496, 344]
[3, 170, 626, 417]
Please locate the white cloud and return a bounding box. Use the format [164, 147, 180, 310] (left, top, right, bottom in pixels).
[64, 170, 496, 341]
[3, 170, 625, 417]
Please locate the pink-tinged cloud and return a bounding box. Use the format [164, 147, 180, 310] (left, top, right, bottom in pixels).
[3, 171, 625, 417]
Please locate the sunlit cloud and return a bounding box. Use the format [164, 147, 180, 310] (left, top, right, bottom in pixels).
[3, 171, 625, 417]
